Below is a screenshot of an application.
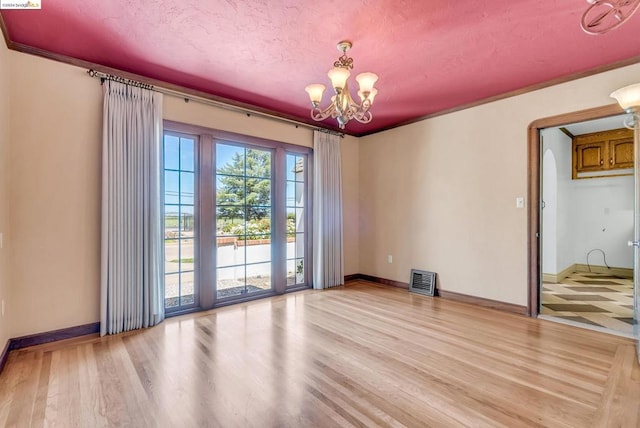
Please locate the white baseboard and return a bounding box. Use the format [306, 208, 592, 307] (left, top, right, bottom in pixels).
[544, 263, 633, 282]
[574, 263, 633, 278]
[542, 264, 575, 283]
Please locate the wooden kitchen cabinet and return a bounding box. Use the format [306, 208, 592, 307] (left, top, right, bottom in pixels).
[572, 128, 633, 179]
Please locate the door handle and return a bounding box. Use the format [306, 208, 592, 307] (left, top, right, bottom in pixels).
[628, 240, 640, 247]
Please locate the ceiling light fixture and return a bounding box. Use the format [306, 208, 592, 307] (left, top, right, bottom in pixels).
[305, 41, 378, 129]
[611, 83, 640, 128]
[581, 0, 640, 35]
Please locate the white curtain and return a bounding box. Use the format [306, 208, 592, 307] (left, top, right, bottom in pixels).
[100, 80, 164, 336]
[313, 130, 344, 289]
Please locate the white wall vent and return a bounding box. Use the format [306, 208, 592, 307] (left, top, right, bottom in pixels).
[409, 269, 437, 297]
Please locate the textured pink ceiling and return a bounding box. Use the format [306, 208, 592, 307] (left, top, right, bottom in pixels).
[3, 1, 640, 135]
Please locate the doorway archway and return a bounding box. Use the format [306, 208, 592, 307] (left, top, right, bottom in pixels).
[527, 104, 624, 316]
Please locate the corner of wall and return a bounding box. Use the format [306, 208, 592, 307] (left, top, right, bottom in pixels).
[0, 23, 11, 354]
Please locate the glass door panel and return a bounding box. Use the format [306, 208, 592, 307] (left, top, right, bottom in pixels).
[163, 133, 197, 311]
[215, 143, 273, 299]
[286, 153, 307, 287]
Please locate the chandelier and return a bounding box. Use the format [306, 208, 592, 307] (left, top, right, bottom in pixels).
[305, 41, 379, 129]
[581, 0, 640, 34]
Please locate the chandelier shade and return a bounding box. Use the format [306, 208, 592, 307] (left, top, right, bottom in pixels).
[355, 72, 378, 95]
[305, 40, 379, 129]
[611, 83, 640, 111]
[328, 67, 351, 91]
[305, 84, 326, 106]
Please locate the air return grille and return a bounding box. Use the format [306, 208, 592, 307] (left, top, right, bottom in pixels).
[409, 269, 437, 297]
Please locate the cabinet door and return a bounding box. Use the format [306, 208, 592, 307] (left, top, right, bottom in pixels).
[610, 138, 634, 170]
[575, 141, 606, 173]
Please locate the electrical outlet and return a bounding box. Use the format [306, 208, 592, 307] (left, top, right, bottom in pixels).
[387, 255, 393, 263]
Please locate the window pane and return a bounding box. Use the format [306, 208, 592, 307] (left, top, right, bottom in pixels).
[296, 182, 304, 207]
[217, 236, 245, 267]
[295, 156, 305, 181]
[247, 208, 270, 237]
[286, 259, 295, 286]
[165, 239, 180, 274]
[180, 205, 195, 237]
[246, 234, 271, 264]
[295, 208, 304, 232]
[217, 176, 245, 204]
[287, 208, 296, 235]
[287, 233, 295, 259]
[295, 258, 304, 284]
[217, 207, 245, 236]
[165, 273, 180, 308]
[296, 233, 304, 258]
[246, 149, 271, 178]
[180, 137, 195, 172]
[164, 171, 179, 204]
[180, 171, 195, 205]
[164, 135, 179, 170]
[181, 272, 195, 305]
[164, 205, 180, 239]
[246, 178, 271, 207]
[246, 262, 271, 292]
[217, 266, 245, 298]
[286, 182, 294, 207]
[217, 144, 244, 175]
[286, 155, 296, 181]
[180, 238, 194, 270]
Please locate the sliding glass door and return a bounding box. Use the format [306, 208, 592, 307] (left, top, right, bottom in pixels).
[162, 123, 311, 312]
[216, 143, 273, 299]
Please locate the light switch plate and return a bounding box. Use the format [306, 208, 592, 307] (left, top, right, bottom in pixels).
[516, 197, 525, 209]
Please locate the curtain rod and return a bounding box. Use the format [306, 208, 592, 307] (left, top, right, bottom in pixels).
[87, 69, 344, 138]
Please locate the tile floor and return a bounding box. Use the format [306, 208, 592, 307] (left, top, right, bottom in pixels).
[541, 271, 635, 335]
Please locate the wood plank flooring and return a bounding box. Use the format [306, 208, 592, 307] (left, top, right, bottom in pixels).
[1, 280, 639, 427]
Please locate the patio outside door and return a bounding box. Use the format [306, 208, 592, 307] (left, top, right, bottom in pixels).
[215, 143, 274, 299]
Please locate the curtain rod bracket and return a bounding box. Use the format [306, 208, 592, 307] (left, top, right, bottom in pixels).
[317, 128, 345, 138]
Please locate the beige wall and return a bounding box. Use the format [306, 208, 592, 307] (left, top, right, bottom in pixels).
[7, 52, 360, 337]
[0, 39, 10, 349]
[359, 63, 640, 306]
[340, 135, 359, 274]
[9, 53, 103, 337]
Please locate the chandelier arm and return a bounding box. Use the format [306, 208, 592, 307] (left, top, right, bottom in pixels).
[353, 110, 373, 124]
[310, 104, 336, 121]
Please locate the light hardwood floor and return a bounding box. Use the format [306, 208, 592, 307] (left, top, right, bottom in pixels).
[1, 280, 639, 427]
